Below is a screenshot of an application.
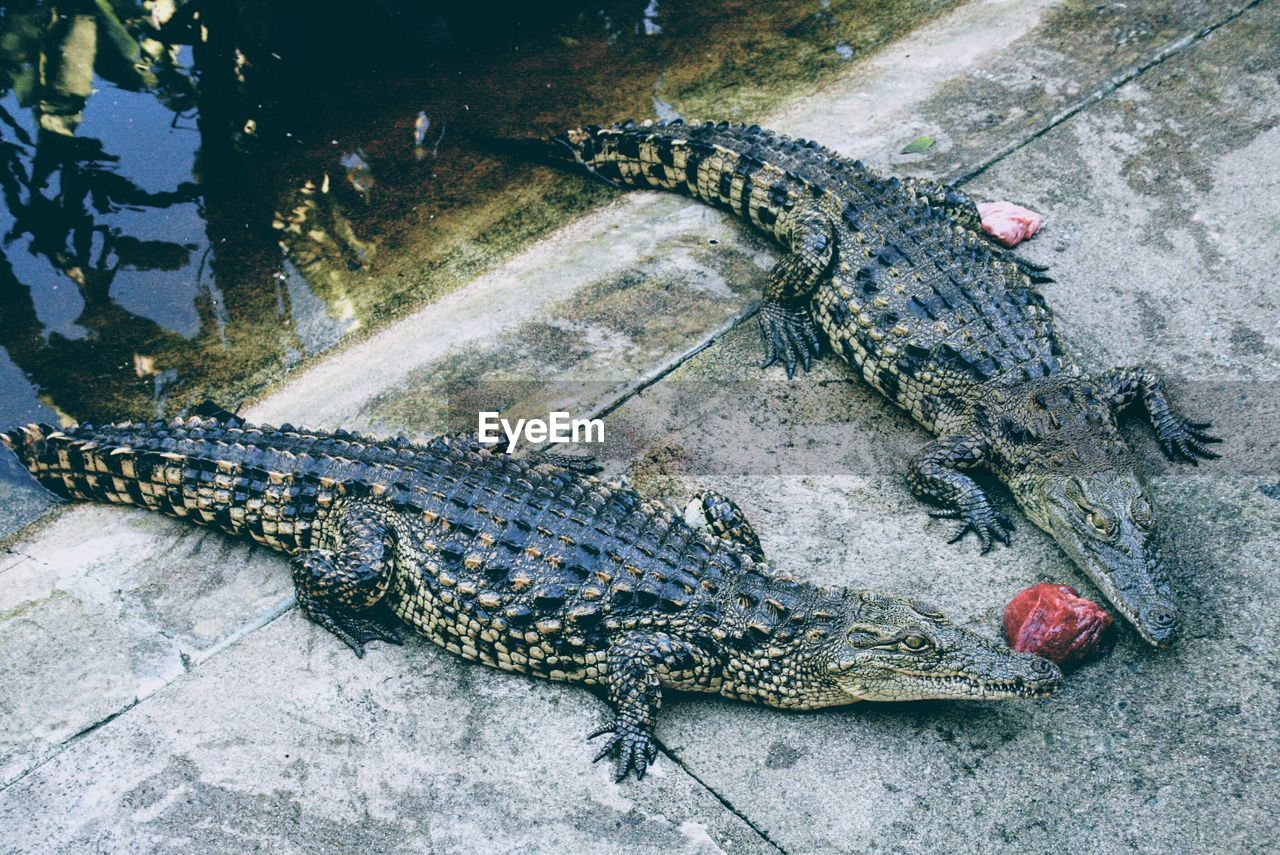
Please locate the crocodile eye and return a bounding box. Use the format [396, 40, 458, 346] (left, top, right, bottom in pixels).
[1087, 509, 1113, 536]
[900, 634, 930, 651]
[1131, 495, 1153, 529]
[1066, 478, 1091, 511]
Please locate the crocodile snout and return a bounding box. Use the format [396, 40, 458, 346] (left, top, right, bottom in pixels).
[1136, 602, 1180, 648]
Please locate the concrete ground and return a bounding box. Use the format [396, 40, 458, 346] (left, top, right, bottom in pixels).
[2, 0, 1278, 851]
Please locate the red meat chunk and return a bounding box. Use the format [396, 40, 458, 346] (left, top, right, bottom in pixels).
[1003, 583, 1114, 665]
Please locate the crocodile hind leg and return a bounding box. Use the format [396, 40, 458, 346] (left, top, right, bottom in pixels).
[1098, 368, 1222, 464]
[291, 500, 403, 657]
[681, 490, 764, 560]
[909, 434, 1014, 553]
[589, 630, 717, 781]
[759, 205, 834, 377]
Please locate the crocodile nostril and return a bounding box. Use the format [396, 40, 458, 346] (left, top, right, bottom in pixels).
[1028, 657, 1058, 677]
[1142, 605, 1178, 629]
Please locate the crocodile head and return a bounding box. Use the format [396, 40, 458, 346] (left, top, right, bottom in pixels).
[1019, 466, 1178, 647]
[820, 592, 1062, 703]
[990, 379, 1179, 648]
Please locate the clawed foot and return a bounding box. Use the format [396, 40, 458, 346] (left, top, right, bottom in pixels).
[931, 496, 1014, 554]
[759, 302, 821, 378]
[1156, 417, 1221, 465]
[589, 720, 659, 782]
[298, 594, 403, 658]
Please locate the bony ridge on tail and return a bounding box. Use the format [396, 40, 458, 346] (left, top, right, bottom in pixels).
[1, 409, 1060, 781]
[493, 118, 1220, 647]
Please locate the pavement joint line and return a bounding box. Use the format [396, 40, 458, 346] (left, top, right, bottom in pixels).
[953, 0, 1267, 185]
[0, 595, 298, 794]
[588, 303, 761, 423]
[0, 699, 142, 793]
[654, 737, 790, 855]
[0, 544, 46, 570]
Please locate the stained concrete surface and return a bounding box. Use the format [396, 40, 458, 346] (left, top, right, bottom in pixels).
[2, 0, 1279, 852]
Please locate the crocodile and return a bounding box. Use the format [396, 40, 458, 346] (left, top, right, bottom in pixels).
[1, 407, 1061, 781]
[498, 119, 1221, 647]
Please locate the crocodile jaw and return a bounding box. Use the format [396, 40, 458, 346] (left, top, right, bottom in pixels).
[840, 661, 1063, 702]
[1047, 524, 1179, 648]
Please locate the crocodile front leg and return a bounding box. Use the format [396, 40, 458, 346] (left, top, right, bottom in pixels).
[1099, 368, 1222, 464]
[682, 489, 764, 561]
[759, 204, 834, 377]
[292, 500, 403, 657]
[590, 630, 716, 781]
[909, 434, 1014, 553]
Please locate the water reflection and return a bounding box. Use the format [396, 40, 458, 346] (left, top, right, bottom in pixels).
[0, 0, 377, 425]
[0, 0, 956, 431]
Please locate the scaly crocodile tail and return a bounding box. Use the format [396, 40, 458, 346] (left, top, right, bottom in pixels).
[1, 423, 57, 466]
[1, 423, 74, 501]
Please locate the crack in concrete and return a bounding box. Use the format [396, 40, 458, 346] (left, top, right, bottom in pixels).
[953, 0, 1267, 186]
[654, 738, 790, 855]
[0, 599, 296, 794]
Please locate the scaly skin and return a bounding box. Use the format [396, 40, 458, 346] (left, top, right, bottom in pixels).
[2, 408, 1060, 781]
[515, 119, 1221, 647]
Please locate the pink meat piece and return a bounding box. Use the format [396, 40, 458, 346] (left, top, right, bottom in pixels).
[977, 201, 1044, 248]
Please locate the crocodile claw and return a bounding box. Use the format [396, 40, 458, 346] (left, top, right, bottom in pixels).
[759, 302, 821, 378]
[298, 596, 403, 658]
[1156, 418, 1222, 465]
[931, 499, 1015, 554]
[589, 721, 659, 782]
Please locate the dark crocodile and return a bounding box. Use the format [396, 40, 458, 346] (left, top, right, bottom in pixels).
[1, 407, 1060, 780]
[503, 119, 1220, 647]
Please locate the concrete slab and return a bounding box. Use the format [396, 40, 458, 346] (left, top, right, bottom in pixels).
[773, 0, 1262, 179]
[0, 508, 294, 786]
[0, 613, 777, 854]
